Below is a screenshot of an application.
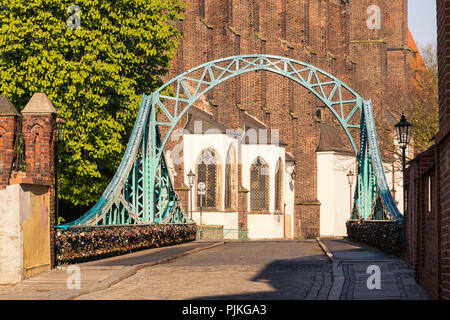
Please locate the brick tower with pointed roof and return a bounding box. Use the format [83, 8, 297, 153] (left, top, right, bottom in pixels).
[10, 93, 58, 186]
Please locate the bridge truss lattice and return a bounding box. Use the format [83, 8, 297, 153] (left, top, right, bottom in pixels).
[58, 55, 402, 229]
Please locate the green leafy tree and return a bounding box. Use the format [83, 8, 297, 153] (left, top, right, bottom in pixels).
[0, 0, 186, 207]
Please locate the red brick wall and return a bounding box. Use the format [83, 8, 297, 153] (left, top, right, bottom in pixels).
[404, 146, 440, 299]
[13, 113, 56, 186]
[439, 136, 450, 299]
[437, 0, 450, 300]
[403, 0, 450, 299]
[0, 116, 19, 189]
[165, 0, 410, 238]
[404, 161, 419, 276]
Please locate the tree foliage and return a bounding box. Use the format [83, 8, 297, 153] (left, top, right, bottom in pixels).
[378, 44, 439, 168]
[408, 44, 439, 155]
[0, 0, 186, 206]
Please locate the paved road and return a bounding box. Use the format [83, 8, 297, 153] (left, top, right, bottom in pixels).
[0, 241, 222, 300]
[321, 238, 428, 300]
[0, 238, 428, 300]
[76, 240, 332, 300]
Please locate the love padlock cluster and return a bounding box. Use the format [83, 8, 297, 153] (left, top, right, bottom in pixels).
[346, 220, 402, 255]
[55, 224, 198, 265]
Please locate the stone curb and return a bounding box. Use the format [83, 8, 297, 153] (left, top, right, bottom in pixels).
[316, 237, 334, 262]
[315, 237, 344, 300]
[328, 260, 344, 300]
[64, 241, 226, 300]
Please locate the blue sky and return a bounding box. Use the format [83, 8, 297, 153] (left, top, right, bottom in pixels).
[408, 0, 437, 48]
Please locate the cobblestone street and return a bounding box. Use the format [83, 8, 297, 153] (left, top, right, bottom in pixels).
[0, 239, 428, 300]
[76, 240, 331, 300]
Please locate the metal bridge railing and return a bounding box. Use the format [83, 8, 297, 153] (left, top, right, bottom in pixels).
[197, 227, 249, 241]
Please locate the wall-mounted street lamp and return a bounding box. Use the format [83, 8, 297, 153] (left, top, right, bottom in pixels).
[347, 170, 354, 217]
[290, 167, 296, 181]
[395, 112, 412, 172]
[56, 116, 66, 142]
[187, 169, 195, 220]
[288, 161, 297, 181]
[55, 115, 66, 225]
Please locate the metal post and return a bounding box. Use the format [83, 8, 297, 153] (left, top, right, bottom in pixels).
[402, 146, 406, 172]
[200, 193, 203, 226]
[349, 184, 352, 218]
[54, 141, 59, 225]
[402, 146, 406, 219]
[189, 186, 193, 220]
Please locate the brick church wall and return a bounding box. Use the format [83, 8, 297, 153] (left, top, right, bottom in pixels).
[165, 0, 411, 238]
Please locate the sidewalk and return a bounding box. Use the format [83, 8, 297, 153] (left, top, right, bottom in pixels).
[0, 240, 224, 300]
[318, 237, 428, 300]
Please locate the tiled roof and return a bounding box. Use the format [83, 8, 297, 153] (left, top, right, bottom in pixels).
[316, 122, 352, 153]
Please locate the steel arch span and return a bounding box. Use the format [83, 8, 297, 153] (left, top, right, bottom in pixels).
[58, 55, 402, 229]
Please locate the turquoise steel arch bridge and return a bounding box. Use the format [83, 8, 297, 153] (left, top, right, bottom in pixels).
[57, 55, 402, 229]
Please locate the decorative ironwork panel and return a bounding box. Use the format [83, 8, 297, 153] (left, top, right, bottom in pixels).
[250, 157, 269, 211]
[56, 54, 403, 229]
[197, 149, 217, 208]
[11, 120, 25, 172]
[225, 163, 232, 209]
[275, 160, 283, 212]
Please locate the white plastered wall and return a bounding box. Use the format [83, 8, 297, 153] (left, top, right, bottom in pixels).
[317, 151, 356, 236]
[284, 162, 295, 239]
[317, 151, 404, 237]
[0, 184, 27, 284]
[180, 132, 295, 239]
[241, 144, 285, 239]
[182, 133, 239, 230]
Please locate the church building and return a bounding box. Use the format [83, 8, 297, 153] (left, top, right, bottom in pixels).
[163, 0, 418, 239]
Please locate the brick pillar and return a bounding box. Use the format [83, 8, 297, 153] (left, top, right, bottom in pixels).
[237, 147, 248, 230]
[295, 201, 321, 239]
[0, 95, 20, 189]
[238, 186, 249, 230]
[175, 184, 191, 218]
[19, 94, 57, 186]
[11, 93, 58, 268]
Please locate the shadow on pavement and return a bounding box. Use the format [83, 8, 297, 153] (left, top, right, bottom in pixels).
[191, 254, 330, 300]
[321, 238, 400, 261]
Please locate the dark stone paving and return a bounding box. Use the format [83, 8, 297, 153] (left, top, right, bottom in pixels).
[322, 238, 429, 300]
[168, 240, 328, 266]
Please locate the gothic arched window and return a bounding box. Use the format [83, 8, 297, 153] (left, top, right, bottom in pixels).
[196, 148, 219, 209]
[225, 145, 237, 210]
[275, 159, 283, 212]
[250, 157, 269, 212]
